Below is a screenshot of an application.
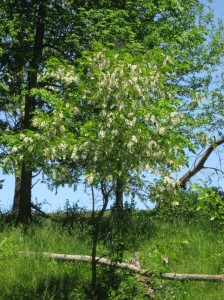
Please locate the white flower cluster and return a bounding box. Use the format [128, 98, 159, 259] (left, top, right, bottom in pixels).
[163, 176, 177, 187]
[43, 67, 78, 84]
[170, 112, 181, 125]
[25, 49, 190, 186]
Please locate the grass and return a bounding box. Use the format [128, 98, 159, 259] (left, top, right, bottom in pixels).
[0, 209, 224, 299]
[140, 220, 224, 299]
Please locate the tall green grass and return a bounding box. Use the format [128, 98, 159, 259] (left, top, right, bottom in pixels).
[0, 209, 223, 299]
[140, 220, 224, 299]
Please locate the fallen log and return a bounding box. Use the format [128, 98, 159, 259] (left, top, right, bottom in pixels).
[18, 251, 224, 281]
[163, 273, 224, 281]
[18, 251, 148, 275]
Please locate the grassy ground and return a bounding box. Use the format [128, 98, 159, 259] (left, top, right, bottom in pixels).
[0, 209, 223, 299]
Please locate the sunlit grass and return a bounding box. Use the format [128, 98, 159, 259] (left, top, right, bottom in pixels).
[0, 213, 223, 299]
[139, 220, 224, 299]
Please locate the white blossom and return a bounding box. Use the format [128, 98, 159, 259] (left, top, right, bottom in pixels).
[71, 147, 79, 161]
[150, 115, 156, 123]
[28, 146, 33, 152]
[85, 173, 95, 185]
[99, 130, 106, 138]
[44, 148, 50, 156]
[127, 141, 134, 149]
[157, 127, 165, 134]
[59, 143, 67, 150]
[125, 117, 137, 127]
[12, 146, 18, 153]
[131, 135, 138, 143]
[24, 137, 33, 143]
[52, 148, 56, 154]
[118, 102, 125, 110]
[111, 129, 118, 136]
[147, 141, 157, 149]
[163, 176, 176, 187]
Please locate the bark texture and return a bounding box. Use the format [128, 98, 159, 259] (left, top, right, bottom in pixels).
[14, 2, 47, 223]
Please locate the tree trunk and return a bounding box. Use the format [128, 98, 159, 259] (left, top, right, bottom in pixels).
[115, 178, 123, 209]
[12, 175, 21, 212]
[17, 165, 32, 223]
[14, 2, 46, 223]
[91, 186, 109, 299]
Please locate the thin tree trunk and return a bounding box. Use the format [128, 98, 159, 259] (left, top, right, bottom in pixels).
[14, 2, 46, 223]
[91, 185, 109, 299]
[91, 186, 97, 299]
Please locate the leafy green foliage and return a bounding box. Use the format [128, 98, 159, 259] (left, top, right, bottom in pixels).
[193, 184, 224, 225]
[1, 0, 224, 205]
[153, 188, 207, 223]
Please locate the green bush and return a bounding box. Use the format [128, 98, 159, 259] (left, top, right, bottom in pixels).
[153, 189, 208, 224]
[193, 184, 224, 226]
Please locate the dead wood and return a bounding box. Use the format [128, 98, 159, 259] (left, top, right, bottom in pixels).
[18, 251, 224, 281]
[18, 251, 149, 274]
[162, 273, 224, 281]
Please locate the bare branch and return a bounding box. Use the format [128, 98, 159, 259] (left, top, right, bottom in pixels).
[202, 166, 224, 176]
[179, 138, 224, 188]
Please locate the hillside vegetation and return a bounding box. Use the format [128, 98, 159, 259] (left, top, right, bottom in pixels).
[0, 196, 224, 299]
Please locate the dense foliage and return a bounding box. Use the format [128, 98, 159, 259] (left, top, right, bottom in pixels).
[0, 0, 224, 221]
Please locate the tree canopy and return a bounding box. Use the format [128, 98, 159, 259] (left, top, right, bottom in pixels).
[0, 0, 224, 220]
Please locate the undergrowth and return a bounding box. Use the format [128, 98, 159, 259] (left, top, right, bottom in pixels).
[0, 196, 224, 299]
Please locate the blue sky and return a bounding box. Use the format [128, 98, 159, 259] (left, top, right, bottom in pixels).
[213, 0, 224, 18]
[1, 0, 224, 212]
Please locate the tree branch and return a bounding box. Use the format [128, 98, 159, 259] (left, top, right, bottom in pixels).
[202, 166, 224, 176]
[179, 138, 224, 188]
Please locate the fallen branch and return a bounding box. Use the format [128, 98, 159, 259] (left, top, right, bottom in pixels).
[162, 273, 224, 281]
[18, 251, 148, 274]
[18, 251, 224, 281]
